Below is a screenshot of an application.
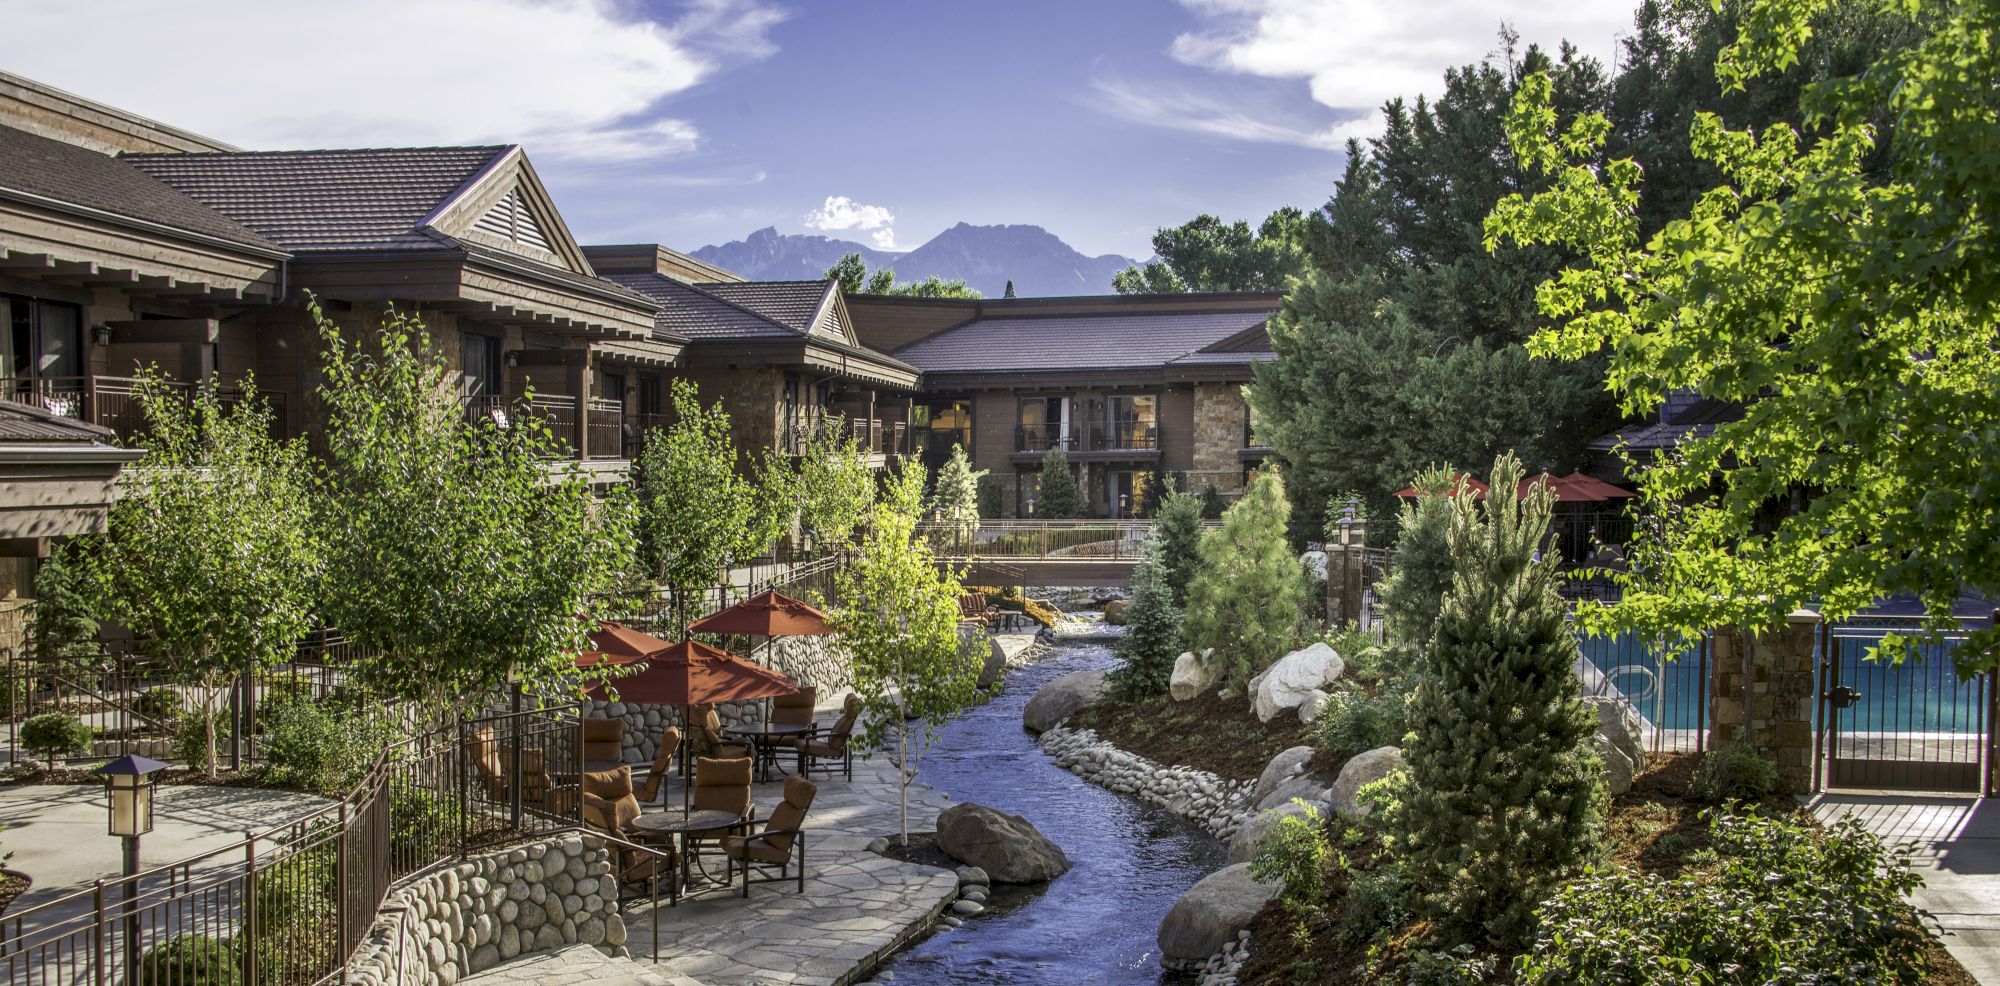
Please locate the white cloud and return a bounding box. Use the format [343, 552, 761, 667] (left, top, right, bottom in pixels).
[1160, 0, 1631, 141]
[803, 196, 897, 249]
[4, 0, 787, 164]
[1088, 76, 1362, 151]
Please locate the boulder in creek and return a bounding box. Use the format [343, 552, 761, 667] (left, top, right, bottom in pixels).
[1157, 862, 1279, 961]
[936, 802, 1072, 883]
[1022, 670, 1108, 733]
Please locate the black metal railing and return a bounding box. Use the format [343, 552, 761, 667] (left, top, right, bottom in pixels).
[1, 375, 291, 442]
[1014, 418, 1159, 453]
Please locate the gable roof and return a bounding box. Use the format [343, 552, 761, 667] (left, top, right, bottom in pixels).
[0, 125, 281, 254]
[894, 308, 1274, 375]
[694, 280, 850, 341]
[1588, 394, 1743, 452]
[601, 272, 798, 340]
[121, 146, 510, 253]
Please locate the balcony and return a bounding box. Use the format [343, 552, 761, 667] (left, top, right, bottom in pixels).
[0, 375, 290, 442]
[1014, 417, 1160, 458]
[847, 416, 910, 457]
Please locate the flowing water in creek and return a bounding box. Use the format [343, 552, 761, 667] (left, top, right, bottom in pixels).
[872, 629, 1227, 985]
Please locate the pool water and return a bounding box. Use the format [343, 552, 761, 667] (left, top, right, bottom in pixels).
[872, 634, 1224, 985]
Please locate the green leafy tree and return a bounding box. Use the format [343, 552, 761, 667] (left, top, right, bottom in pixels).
[1151, 483, 1206, 609]
[1398, 453, 1602, 945]
[631, 379, 791, 633]
[794, 420, 873, 554]
[96, 375, 319, 777]
[836, 463, 981, 844]
[1373, 465, 1459, 648]
[1183, 472, 1307, 688]
[1485, 0, 1989, 657]
[1114, 208, 1309, 294]
[1107, 540, 1184, 701]
[1034, 447, 1083, 518]
[825, 253, 982, 299]
[313, 303, 635, 718]
[28, 539, 100, 659]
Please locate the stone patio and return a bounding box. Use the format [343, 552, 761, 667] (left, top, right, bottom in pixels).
[1811, 794, 2000, 984]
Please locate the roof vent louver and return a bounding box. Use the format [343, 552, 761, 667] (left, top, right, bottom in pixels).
[473, 188, 554, 253]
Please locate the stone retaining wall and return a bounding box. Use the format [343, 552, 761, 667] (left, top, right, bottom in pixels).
[1037, 725, 1255, 840]
[346, 834, 627, 986]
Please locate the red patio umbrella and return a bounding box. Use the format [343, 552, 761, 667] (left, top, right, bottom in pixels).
[585, 639, 800, 808]
[688, 590, 835, 638]
[1556, 471, 1635, 500]
[1394, 472, 1491, 498]
[574, 620, 673, 668]
[1516, 472, 1638, 503]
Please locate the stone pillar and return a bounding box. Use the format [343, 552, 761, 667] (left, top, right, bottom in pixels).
[1328, 500, 1368, 628]
[1709, 609, 1821, 794]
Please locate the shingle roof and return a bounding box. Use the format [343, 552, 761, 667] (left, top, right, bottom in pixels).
[0, 399, 119, 443]
[895, 309, 1274, 374]
[1167, 350, 1274, 366]
[601, 273, 797, 340]
[693, 281, 833, 334]
[0, 125, 280, 252]
[122, 146, 509, 252]
[1588, 396, 1743, 451]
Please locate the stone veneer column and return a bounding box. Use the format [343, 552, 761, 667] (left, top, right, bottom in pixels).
[1708, 609, 1820, 795]
[1327, 501, 1368, 628]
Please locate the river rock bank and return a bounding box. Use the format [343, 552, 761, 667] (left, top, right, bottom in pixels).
[1036, 725, 1255, 840]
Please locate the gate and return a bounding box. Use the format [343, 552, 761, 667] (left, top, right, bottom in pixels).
[1817, 616, 1995, 793]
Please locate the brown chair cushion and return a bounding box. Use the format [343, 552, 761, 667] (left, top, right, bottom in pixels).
[638, 726, 682, 802]
[583, 717, 624, 760]
[772, 687, 817, 727]
[580, 766, 638, 835]
[691, 756, 752, 818]
[761, 774, 816, 853]
[720, 834, 792, 864]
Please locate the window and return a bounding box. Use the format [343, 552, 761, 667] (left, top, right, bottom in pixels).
[1105, 394, 1158, 449]
[1017, 395, 1069, 451]
[460, 333, 503, 396]
[601, 372, 627, 403]
[638, 376, 663, 416]
[3, 295, 83, 382]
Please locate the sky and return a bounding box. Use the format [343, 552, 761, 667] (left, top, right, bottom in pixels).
[9, 0, 1633, 260]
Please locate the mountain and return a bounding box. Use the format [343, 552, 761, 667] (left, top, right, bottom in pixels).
[688, 223, 1138, 298]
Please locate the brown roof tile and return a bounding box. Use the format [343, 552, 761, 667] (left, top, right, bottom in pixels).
[0, 125, 280, 252]
[895, 309, 1273, 374]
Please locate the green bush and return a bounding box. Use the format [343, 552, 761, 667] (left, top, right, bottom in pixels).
[173, 707, 231, 771]
[1250, 800, 1331, 916]
[390, 780, 462, 862]
[263, 701, 392, 795]
[251, 839, 338, 982]
[1514, 812, 1932, 984]
[0, 667, 33, 722]
[20, 712, 91, 768]
[133, 934, 242, 986]
[1106, 542, 1183, 702]
[1692, 744, 1780, 803]
[134, 686, 183, 726]
[1313, 681, 1411, 760]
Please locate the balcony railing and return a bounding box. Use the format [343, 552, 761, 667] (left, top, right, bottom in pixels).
[1015, 417, 1159, 453]
[1, 374, 290, 441]
[847, 416, 911, 456]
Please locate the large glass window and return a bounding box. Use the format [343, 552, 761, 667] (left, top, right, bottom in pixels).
[1017, 396, 1069, 451]
[1106, 394, 1158, 449]
[460, 333, 502, 396]
[2, 296, 83, 382]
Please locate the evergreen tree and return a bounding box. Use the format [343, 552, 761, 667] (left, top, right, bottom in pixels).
[1183, 472, 1306, 689]
[1114, 208, 1309, 293]
[926, 443, 985, 551]
[1373, 465, 1458, 649]
[1107, 540, 1183, 701]
[1003, 280, 1016, 298]
[1035, 447, 1083, 518]
[1397, 453, 1603, 945]
[27, 539, 100, 659]
[1151, 484, 1206, 609]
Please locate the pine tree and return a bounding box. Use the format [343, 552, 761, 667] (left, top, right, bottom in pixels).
[1003, 280, 1016, 298]
[1183, 472, 1306, 689]
[1397, 453, 1603, 946]
[927, 443, 985, 551]
[1151, 484, 1206, 609]
[1107, 541, 1183, 701]
[1373, 464, 1458, 649]
[1036, 447, 1083, 518]
[28, 539, 101, 659]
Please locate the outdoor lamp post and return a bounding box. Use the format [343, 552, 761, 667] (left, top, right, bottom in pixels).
[95, 754, 166, 982]
[1025, 497, 1036, 518]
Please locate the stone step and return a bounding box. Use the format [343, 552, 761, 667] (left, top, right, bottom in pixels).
[460, 944, 708, 986]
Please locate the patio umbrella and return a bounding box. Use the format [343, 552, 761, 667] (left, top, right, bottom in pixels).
[1394, 472, 1490, 498]
[574, 620, 673, 668]
[688, 590, 835, 676]
[584, 639, 800, 807]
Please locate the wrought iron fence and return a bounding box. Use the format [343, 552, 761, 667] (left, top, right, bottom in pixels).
[1573, 630, 1710, 756]
[0, 705, 585, 986]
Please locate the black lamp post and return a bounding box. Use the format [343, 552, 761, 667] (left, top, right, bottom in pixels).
[94, 754, 166, 981]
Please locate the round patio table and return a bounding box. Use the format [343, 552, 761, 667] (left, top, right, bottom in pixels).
[631, 807, 748, 897]
[724, 722, 813, 781]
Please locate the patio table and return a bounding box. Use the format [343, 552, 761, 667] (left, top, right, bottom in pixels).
[631, 807, 748, 899]
[724, 722, 813, 781]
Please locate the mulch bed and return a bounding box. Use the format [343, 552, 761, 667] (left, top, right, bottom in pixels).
[3, 766, 271, 788]
[1067, 690, 1320, 782]
[1234, 753, 1981, 985]
[0, 871, 29, 916]
[875, 831, 956, 870]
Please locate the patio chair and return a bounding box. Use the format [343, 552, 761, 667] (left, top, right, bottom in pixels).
[463, 726, 555, 807]
[799, 694, 861, 782]
[685, 755, 755, 863]
[957, 593, 992, 626]
[772, 687, 817, 728]
[579, 766, 678, 891]
[688, 704, 751, 760]
[637, 726, 682, 804]
[582, 716, 624, 765]
[720, 773, 818, 896]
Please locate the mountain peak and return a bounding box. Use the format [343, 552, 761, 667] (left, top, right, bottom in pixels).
[689, 223, 1135, 297]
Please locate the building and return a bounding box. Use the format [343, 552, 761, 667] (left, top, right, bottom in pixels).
[845, 292, 1283, 517]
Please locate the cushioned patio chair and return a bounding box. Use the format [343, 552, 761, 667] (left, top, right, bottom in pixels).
[720, 773, 818, 896]
[582, 716, 624, 766]
[772, 687, 817, 728]
[685, 755, 755, 864]
[464, 726, 555, 807]
[799, 693, 861, 782]
[637, 725, 682, 804]
[687, 704, 751, 760]
[579, 766, 678, 892]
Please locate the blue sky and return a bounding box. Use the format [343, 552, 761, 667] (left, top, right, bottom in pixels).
[12, 0, 1631, 259]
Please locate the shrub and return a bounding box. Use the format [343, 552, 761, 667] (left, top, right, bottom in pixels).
[1250, 800, 1331, 916]
[976, 475, 1004, 519]
[1198, 484, 1226, 519]
[1692, 744, 1780, 804]
[134, 686, 184, 726]
[1035, 447, 1083, 518]
[1151, 486, 1206, 609]
[1106, 542, 1183, 701]
[251, 839, 338, 981]
[0, 666, 31, 722]
[133, 934, 242, 986]
[173, 708, 230, 770]
[1373, 465, 1456, 649]
[263, 702, 393, 795]
[1314, 681, 1410, 760]
[1184, 472, 1307, 689]
[389, 780, 462, 862]
[1514, 812, 1933, 984]
[20, 712, 91, 768]
[1340, 860, 1411, 945]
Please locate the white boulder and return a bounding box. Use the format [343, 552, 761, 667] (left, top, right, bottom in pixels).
[1329, 746, 1405, 821]
[1169, 650, 1218, 702]
[1296, 689, 1331, 724]
[1585, 696, 1647, 772]
[1594, 733, 1635, 797]
[1253, 643, 1346, 723]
